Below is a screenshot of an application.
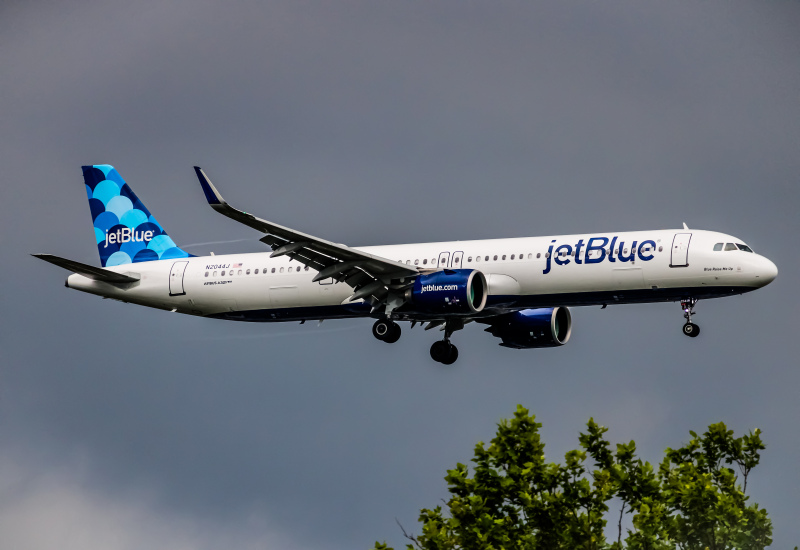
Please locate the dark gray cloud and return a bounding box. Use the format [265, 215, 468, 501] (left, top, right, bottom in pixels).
[2, 1, 799, 548]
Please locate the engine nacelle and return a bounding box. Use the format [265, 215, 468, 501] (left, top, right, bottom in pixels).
[410, 269, 487, 314]
[486, 307, 572, 349]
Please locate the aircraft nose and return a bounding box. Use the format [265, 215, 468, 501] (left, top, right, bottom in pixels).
[756, 257, 778, 286]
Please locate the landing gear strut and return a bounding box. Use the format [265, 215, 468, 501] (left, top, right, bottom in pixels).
[681, 298, 700, 338]
[430, 319, 462, 364]
[373, 319, 401, 343]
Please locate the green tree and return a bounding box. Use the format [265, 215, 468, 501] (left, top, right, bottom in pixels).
[374, 405, 771, 550]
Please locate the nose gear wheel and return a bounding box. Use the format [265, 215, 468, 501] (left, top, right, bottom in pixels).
[680, 298, 700, 338]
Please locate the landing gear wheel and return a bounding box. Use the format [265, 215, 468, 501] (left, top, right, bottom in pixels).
[373, 320, 401, 343]
[680, 298, 700, 338]
[441, 345, 459, 365]
[682, 323, 700, 338]
[383, 322, 401, 343]
[372, 319, 390, 341]
[430, 341, 459, 364]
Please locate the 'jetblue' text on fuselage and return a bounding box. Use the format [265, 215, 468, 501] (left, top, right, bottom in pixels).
[543, 237, 657, 274]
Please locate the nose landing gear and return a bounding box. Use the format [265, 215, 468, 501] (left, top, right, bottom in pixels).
[372, 319, 401, 343]
[681, 298, 700, 337]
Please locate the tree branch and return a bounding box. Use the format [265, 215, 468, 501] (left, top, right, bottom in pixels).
[396, 518, 423, 550]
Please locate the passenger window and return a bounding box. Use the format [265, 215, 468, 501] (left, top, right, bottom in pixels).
[280, 267, 284, 273]
[510, 254, 515, 260]
[305, 266, 309, 270]
[414, 259, 419, 265]
[501, 255, 506, 260]
[476, 256, 481, 262]
[454, 257, 460, 263]
[536, 253, 541, 259]
[724, 243, 737, 251]
[205, 272, 209, 277]
[246, 269, 251, 275]
[493, 255, 498, 261]
[713, 243, 723, 251]
[221, 270, 226, 276]
[736, 243, 754, 253]
[467, 257, 472, 262]
[213, 271, 217, 277]
[485, 256, 489, 261]
[423, 259, 428, 265]
[238, 270, 242, 275]
[271, 268, 276, 273]
[254, 269, 259, 274]
[545, 252, 550, 259]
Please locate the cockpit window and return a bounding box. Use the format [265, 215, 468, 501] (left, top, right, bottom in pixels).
[736, 243, 754, 253]
[713, 243, 723, 251]
[724, 243, 738, 251]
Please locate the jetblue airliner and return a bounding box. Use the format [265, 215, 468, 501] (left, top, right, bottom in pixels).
[35, 165, 778, 363]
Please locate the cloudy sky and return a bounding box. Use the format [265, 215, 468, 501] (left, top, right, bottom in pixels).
[2, 1, 799, 548]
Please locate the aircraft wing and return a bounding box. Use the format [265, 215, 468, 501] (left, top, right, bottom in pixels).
[194, 167, 419, 307]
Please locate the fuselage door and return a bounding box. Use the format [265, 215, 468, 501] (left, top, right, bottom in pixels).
[436, 251, 450, 269]
[169, 261, 189, 296]
[670, 233, 692, 268]
[451, 251, 464, 269]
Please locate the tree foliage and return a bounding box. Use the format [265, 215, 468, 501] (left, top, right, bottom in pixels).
[374, 405, 771, 550]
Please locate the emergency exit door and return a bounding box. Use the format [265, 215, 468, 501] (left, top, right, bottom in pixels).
[670, 233, 692, 268]
[169, 261, 189, 296]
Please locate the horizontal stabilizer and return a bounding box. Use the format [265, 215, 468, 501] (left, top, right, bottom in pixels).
[32, 254, 140, 283]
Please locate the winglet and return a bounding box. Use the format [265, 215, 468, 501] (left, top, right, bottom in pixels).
[194, 166, 224, 206]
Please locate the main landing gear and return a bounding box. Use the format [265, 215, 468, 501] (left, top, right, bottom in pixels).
[681, 298, 700, 338]
[430, 319, 463, 365]
[430, 340, 458, 364]
[372, 319, 401, 343]
[372, 318, 463, 364]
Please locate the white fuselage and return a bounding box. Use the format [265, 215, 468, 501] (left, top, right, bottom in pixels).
[65, 229, 778, 322]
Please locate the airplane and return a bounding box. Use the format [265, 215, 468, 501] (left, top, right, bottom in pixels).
[34, 164, 778, 364]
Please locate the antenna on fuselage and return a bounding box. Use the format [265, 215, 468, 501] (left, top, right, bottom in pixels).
[682, 222, 689, 230]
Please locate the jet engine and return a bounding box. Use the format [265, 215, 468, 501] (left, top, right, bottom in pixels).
[485, 307, 572, 349]
[410, 269, 487, 314]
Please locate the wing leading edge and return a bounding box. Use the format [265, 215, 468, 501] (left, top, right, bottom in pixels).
[193, 167, 419, 309]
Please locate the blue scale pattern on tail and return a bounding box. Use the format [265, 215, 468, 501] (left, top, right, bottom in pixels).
[82, 165, 190, 267]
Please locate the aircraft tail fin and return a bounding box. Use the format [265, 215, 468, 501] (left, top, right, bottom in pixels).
[82, 165, 190, 267]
